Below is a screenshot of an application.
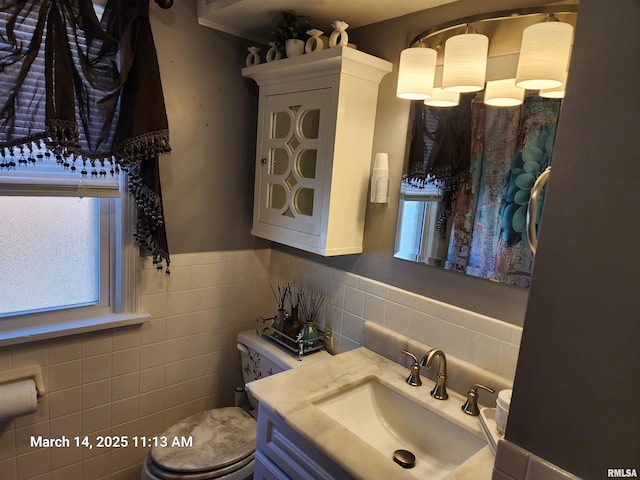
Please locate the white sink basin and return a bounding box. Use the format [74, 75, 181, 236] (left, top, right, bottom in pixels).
[313, 378, 486, 479]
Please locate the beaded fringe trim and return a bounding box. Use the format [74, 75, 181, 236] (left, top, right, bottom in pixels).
[0, 125, 172, 273]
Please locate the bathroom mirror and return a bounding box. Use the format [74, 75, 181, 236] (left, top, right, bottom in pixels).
[395, 95, 561, 288]
[393, 7, 576, 289]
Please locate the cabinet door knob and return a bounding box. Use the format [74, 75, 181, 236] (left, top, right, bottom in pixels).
[260, 158, 267, 165]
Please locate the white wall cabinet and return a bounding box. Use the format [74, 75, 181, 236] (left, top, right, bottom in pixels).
[242, 46, 391, 256]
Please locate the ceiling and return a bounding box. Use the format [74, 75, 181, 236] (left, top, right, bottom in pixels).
[196, 0, 459, 43]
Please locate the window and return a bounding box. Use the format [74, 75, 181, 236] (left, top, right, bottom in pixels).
[0, 196, 103, 317]
[0, 1, 160, 345]
[0, 0, 171, 285]
[394, 182, 449, 267]
[0, 157, 147, 346]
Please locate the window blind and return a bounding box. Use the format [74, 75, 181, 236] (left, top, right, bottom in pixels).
[0, 167, 120, 197]
[0, 0, 171, 271]
[1, 0, 116, 205]
[0, 1, 119, 174]
[399, 182, 442, 202]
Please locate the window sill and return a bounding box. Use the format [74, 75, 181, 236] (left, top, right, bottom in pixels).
[0, 312, 151, 347]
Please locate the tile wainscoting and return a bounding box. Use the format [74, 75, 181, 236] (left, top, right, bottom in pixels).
[269, 249, 522, 381]
[0, 249, 272, 480]
[0, 247, 522, 479]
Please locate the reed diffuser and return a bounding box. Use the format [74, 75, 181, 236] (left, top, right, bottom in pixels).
[299, 289, 324, 344]
[270, 282, 290, 332]
[283, 283, 304, 339]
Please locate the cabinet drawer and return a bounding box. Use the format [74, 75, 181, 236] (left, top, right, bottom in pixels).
[254, 450, 290, 480]
[257, 404, 354, 480]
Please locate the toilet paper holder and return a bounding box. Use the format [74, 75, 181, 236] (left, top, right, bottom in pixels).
[0, 366, 45, 398]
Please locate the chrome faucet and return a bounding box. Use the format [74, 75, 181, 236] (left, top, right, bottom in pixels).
[420, 348, 448, 400]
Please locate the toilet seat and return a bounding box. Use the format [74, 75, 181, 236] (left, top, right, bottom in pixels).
[144, 454, 254, 480]
[145, 407, 257, 480]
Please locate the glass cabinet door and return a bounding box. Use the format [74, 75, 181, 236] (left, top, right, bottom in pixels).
[257, 88, 331, 235]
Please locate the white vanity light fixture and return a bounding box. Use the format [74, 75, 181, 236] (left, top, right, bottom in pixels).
[404, 5, 577, 103]
[441, 25, 489, 93]
[515, 14, 574, 90]
[396, 46, 437, 100]
[424, 88, 459, 107]
[484, 78, 525, 106]
[370, 153, 390, 203]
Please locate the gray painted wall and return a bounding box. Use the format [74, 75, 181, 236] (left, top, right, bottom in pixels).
[506, 0, 640, 477]
[150, 0, 268, 254]
[274, 0, 570, 327]
[148, 0, 584, 328]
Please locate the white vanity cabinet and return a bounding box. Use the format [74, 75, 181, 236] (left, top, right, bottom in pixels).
[253, 403, 355, 480]
[242, 47, 392, 256]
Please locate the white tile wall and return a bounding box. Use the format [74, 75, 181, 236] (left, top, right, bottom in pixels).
[0, 249, 271, 480]
[269, 250, 522, 380]
[0, 246, 522, 479]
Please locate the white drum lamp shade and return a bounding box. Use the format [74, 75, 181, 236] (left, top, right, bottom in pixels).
[539, 85, 566, 98]
[516, 21, 573, 90]
[540, 72, 568, 98]
[396, 47, 437, 100]
[442, 33, 489, 93]
[484, 79, 525, 106]
[424, 88, 459, 107]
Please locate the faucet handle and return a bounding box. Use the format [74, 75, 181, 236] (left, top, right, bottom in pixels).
[401, 350, 422, 387]
[462, 383, 495, 416]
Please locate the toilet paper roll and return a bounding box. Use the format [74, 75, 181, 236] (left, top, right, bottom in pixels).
[0, 379, 37, 420]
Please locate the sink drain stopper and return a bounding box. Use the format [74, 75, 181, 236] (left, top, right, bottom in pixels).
[393, 449, 416, 469]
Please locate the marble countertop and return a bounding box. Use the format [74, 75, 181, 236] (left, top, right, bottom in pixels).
[247, 346, 495, 480]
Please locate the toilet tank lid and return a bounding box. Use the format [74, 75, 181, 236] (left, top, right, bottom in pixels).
[237, 328, 331, 370]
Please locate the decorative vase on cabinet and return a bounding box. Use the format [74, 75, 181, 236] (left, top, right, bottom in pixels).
[242, 46, 392, 256]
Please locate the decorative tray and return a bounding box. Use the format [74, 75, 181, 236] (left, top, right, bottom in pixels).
[479, 407, 501, 455]
[257, 317, 326, 360]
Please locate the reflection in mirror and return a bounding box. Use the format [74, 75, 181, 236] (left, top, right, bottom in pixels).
[395, 95, 561, 288]
[393, 6, 576, 289]
[395, 181, 447, 266]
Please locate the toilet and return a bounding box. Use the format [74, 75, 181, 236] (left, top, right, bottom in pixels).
[141, 327, 330, 480]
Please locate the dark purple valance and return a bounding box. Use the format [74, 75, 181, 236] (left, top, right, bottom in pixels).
[0, 0, 171, 271]
[405, 94, 473, 237]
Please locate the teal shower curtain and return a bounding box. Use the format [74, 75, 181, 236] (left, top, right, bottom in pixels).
[445, 96, 562, 287]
